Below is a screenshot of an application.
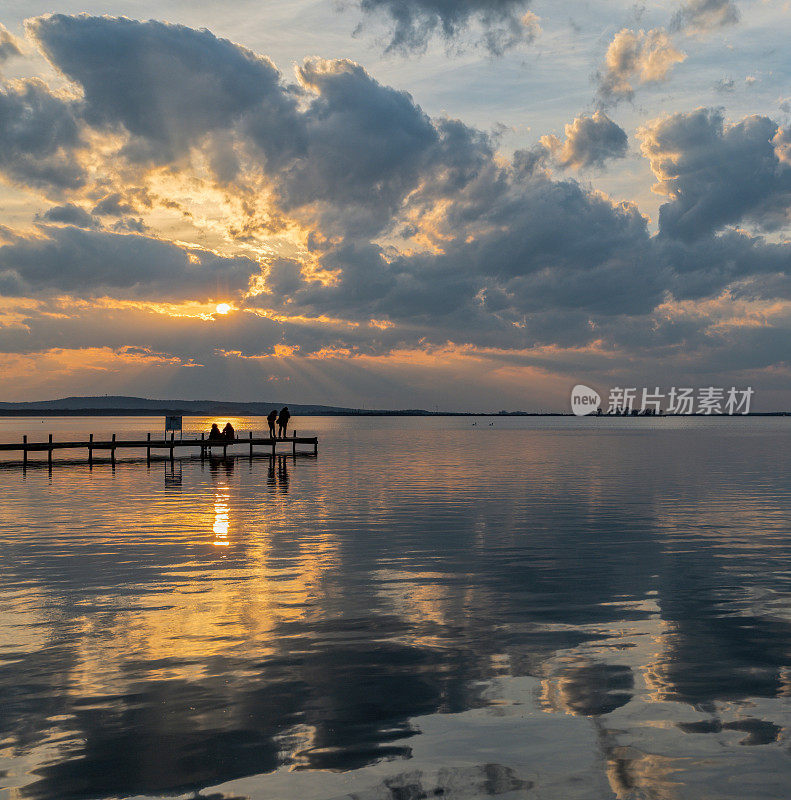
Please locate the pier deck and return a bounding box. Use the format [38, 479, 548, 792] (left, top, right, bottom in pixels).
[0, 431, 318, 466]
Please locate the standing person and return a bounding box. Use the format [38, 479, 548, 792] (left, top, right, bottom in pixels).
[277, 406, 291, 439]
[222, 421, 235, 441]
[267, 409, 278, 439]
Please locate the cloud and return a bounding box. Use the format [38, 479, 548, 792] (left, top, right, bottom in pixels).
[671, 0, 740, 35]
[657, 229, 791, 300]
[92, 192, 137, 216]
[28, 14, 299, 168]
[639, 108, 791, 240]
[40, 203, 99, 228]
[247, 115, 791, 361]
[596, 28, 686, 105]
[0, 23, 23, 66]
[0, 79, 85, 191]
[541, 112, 628, 170]
[257, 171, 661, 335]
[112, 217, 148, 233]
[25, 16, 448, 233]
[354, 0, 540, 55]
[275, 58, 440, 233]
[0, 225, 259, 299]
[774, 126, 791, 165]
[2, 15, 791, 402]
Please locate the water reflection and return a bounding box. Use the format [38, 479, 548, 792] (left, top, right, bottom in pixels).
[267, 455, 290, 494]
[542, 660, 634, 717]
[164, 462, 182, 488]
[328, 764, 532, 799]
[1, 419, 791, 799]
[212, 487, 230, 546]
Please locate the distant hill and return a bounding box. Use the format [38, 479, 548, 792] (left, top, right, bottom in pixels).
[0, 396, 432, 416]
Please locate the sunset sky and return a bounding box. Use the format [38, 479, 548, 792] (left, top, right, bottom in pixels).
[0, 0, 789, 410]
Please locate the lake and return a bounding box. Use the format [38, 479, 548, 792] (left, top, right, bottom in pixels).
[1, 415, 790, 800]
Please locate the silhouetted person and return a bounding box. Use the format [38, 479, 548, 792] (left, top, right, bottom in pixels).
[277, 406, 290, 439]
[222, 422, 235, 441]
[267, 409, 278, 439]
[208, 423, 224, 441]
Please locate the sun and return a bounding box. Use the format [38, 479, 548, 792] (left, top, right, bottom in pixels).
[215, 303, 232, 315]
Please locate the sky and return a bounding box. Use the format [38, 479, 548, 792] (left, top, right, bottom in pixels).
[0, 0, 789, 411]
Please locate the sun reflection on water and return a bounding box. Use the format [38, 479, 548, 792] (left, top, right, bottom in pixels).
[212, 487, 230, 546]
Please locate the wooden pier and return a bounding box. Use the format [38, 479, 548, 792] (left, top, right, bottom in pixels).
[0, 430, 318, 467]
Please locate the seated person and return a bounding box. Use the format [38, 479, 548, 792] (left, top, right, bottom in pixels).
[222, 422, 235, 441]
[208, 423, 224, 441]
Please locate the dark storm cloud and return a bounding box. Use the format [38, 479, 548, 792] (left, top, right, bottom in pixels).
[541, 112, 628, 169]
[28, 14, 300, 168]
[640, 108, 791, 241]
[671, 0, 740, 34]
[355, 0, 539, 55]
[0, 79, 85, 191]
[0, 226, 258, 299]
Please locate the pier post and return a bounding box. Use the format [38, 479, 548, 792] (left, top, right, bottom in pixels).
[146, 432, 151, 464]
[313, 437, 317, 456]
[271, 435, 276, 458]
[249, 431, 253, 457]
[170, 431, 174, 463]
[292, 430, 297, 456]
[88, 433, 93, 466]
[48, 434, 53, 467]
[23, 435, 27, 469]
[111, 433, 116, 466]
[201, 431, 205, 460]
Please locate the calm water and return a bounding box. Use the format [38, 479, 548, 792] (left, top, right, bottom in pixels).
[1, 415, 791, 800]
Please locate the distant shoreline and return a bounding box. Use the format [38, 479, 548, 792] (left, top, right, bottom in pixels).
[0, 410, 788, 417]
